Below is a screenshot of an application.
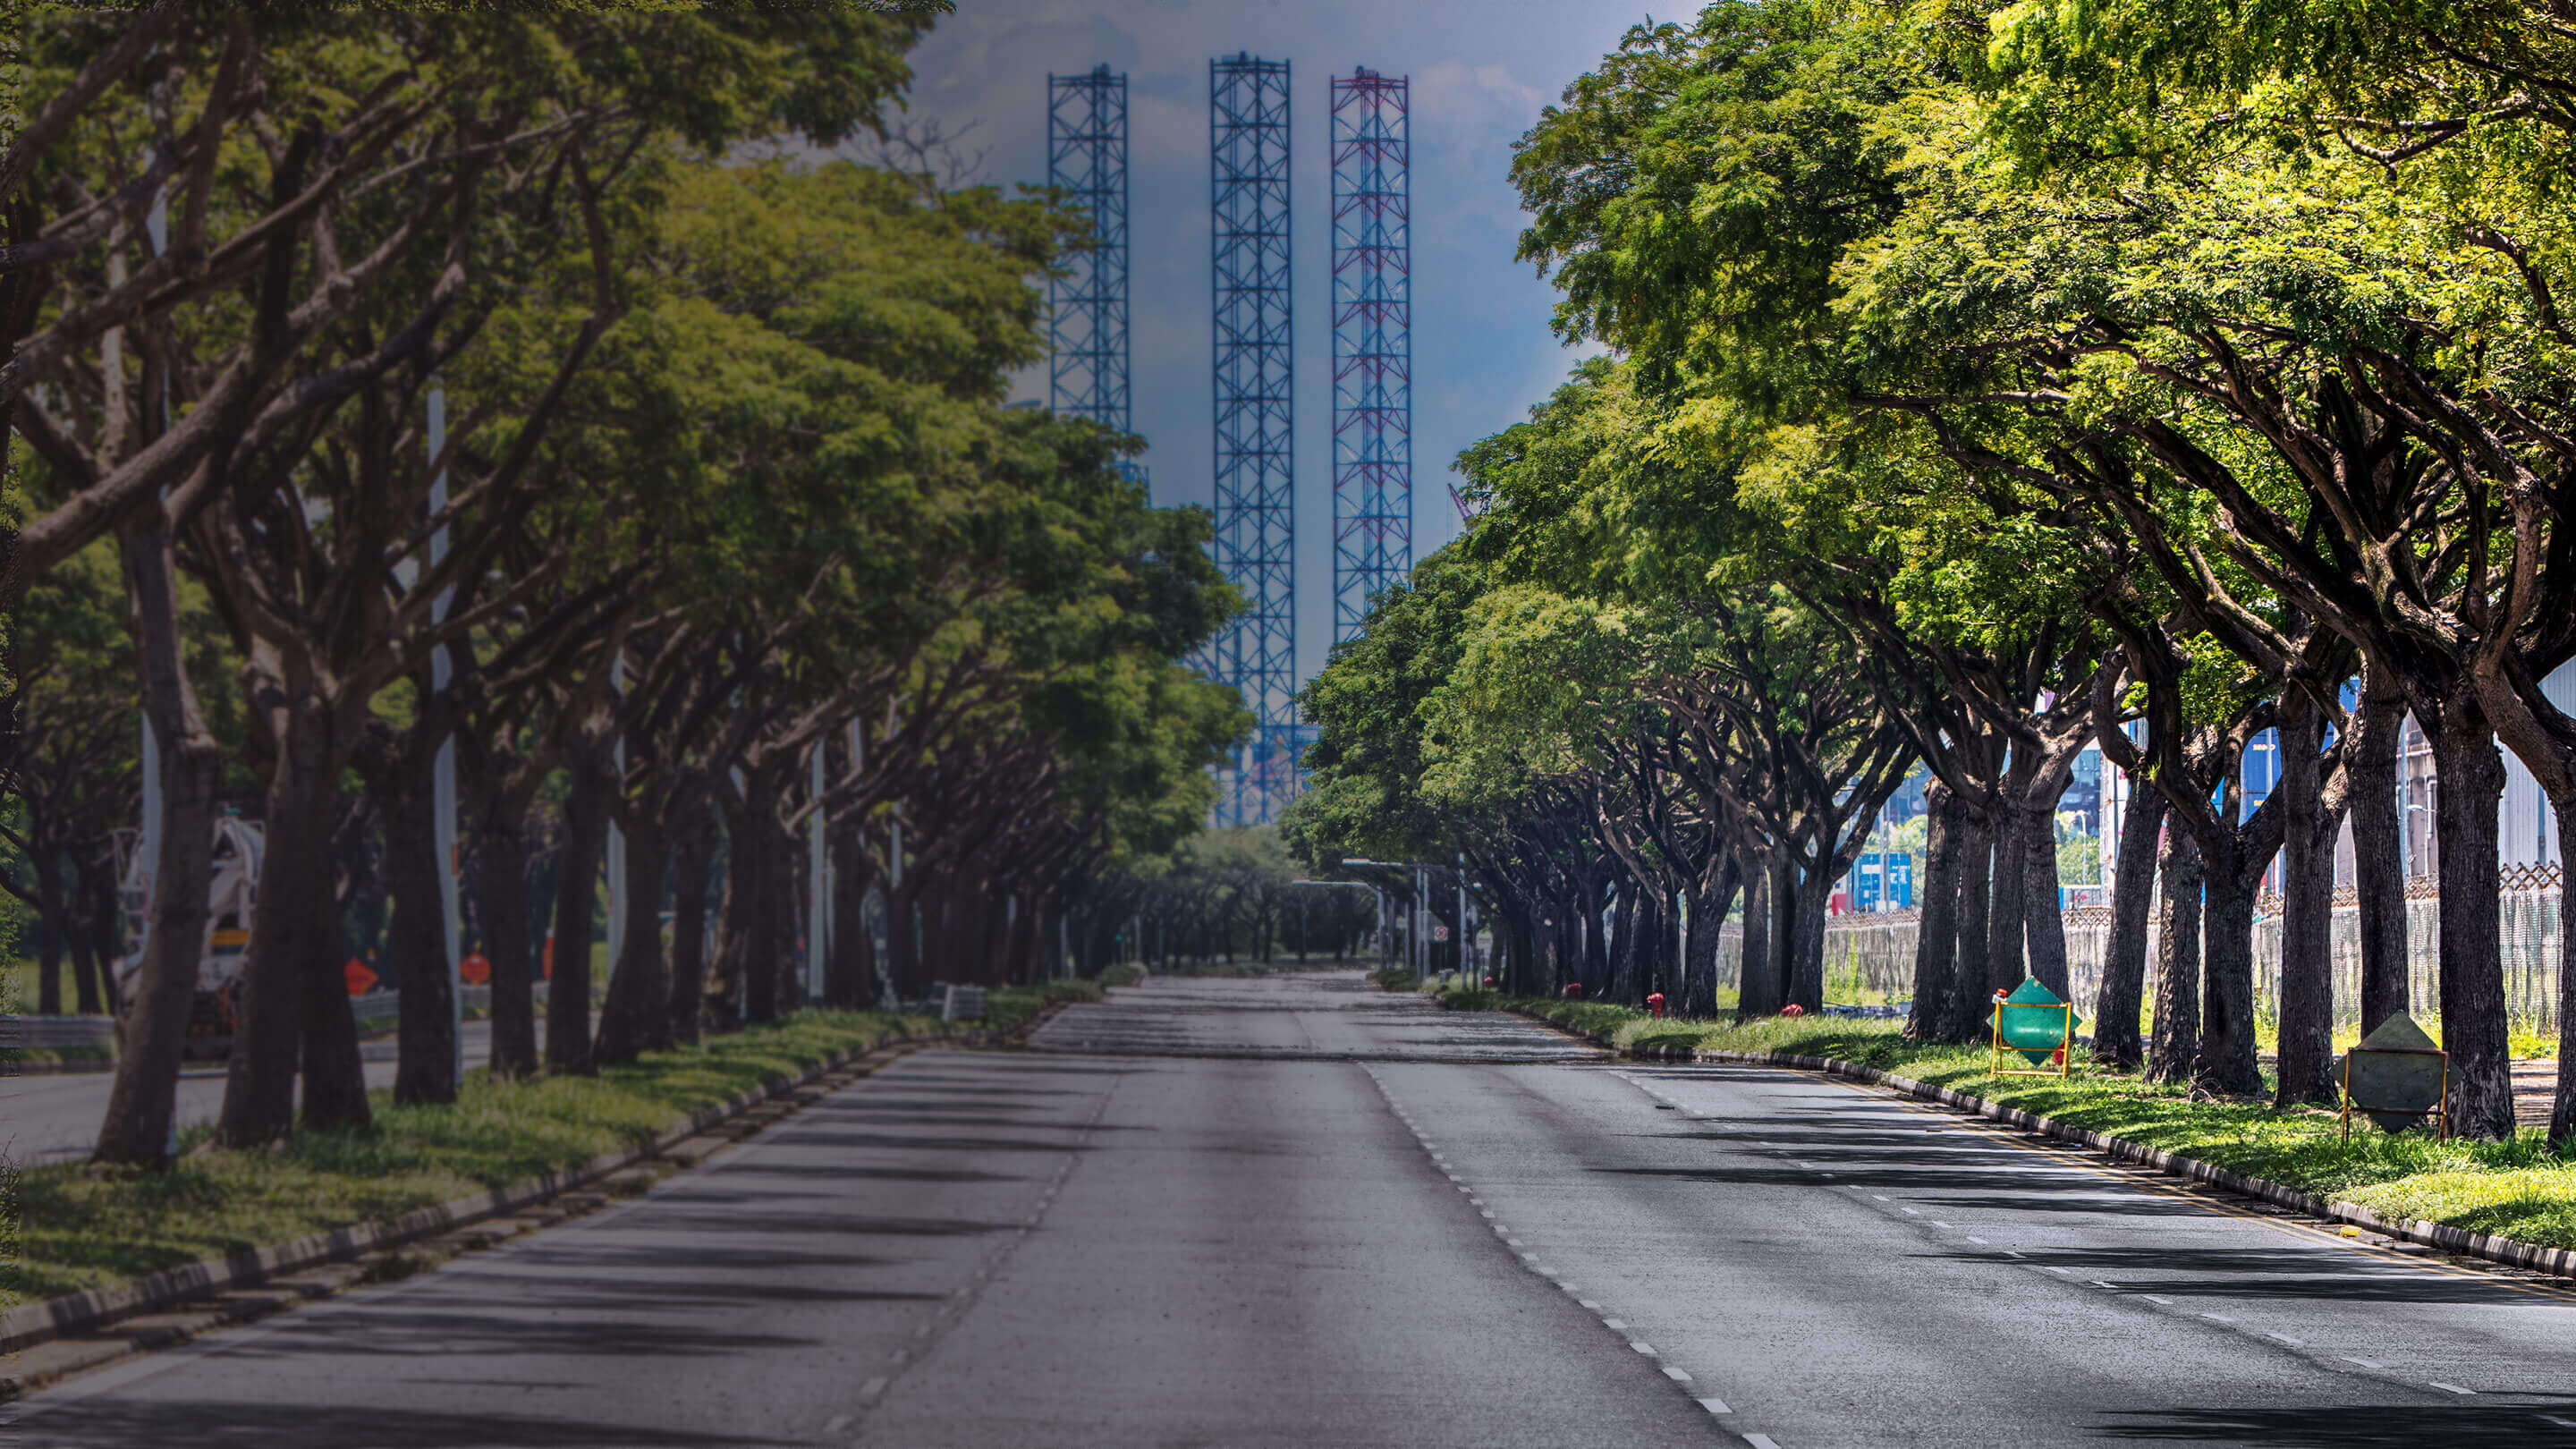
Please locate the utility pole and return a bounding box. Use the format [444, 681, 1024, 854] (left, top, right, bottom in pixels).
[429, 379, 463, 1086]
[1455, 853, 1468, 980]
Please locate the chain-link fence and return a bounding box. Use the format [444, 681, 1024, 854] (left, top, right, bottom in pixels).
[1696, 867, 2564, 1034]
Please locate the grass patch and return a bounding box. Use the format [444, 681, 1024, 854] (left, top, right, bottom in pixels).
[1097, 963, 1146, 987]
[981, 979, 1102, 1034]
[1, 1008, 935, 1311]
[1368, 967, 1420, 993]
[1494, 996, 2576, 1252]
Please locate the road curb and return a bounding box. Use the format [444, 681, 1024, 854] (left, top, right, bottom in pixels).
[1506, 1007, 2576, 1284]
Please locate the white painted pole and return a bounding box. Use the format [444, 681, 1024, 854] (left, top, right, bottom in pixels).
[143, 183, 174, 1160]
[808, 742, 827, 1005]
[606, 658, 625, 988]
[1455, 854, 1468, 979]
[136, 186, 170, 954]
[428, 380, 463, 1087]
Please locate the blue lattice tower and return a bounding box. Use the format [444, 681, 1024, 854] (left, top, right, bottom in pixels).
[1048, 67, 1132, 447]
[1209, 54, 1298, 826]
[1330, 68, 1411, 646]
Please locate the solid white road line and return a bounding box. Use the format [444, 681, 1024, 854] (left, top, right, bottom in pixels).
[2428, 1382, 2476, 1395]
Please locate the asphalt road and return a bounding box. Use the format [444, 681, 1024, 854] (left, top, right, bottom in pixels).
[9, 972, 2576, 1447]
[0, 1021, 496, 1163]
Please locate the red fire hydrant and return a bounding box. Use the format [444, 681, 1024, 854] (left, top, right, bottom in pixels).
[1647, 992, 1666, 1019]
[1482, 974, 1496, 988]
[1563, 982, 1584, 1001]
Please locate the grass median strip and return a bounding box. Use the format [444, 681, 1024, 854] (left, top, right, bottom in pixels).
[0, 983, 1097, 1314]
[1468, 992, 2576, 1254]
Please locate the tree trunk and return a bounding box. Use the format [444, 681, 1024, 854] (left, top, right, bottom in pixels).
[95, 513, 222, 1165]
[219, 698, 364, 1145]
[1580, 877, 1611, 993]
[885, 876, 924, 1003]
[2146, 826, 2202, 1085]
[546, 744, 610, 1075]
[2196, 846, 2263, 1097]
[667, 794, 716, 1041]
[825, 818, 876, 1009]
[594, 811, 668, 1066]
[64, 873, 106, 1015]
[34, 851, 64, 1013]
[73, 844, 122, 1015]
[2274, 691, 2339, 1107]
[2430, 702, 2514, 1139]
[1739, 852, 1792, 1017]
[1988, 762, 2031, 994]
[2093, 784, 2165, 1072]
[478, 811, 540, 1079]
[383, 770, 457, 1105]
[1908, 783, 1963, 1041]
[1733, 848, 1769, 1019]
[1790, 854, 1828, 1013]
[728, 804, 794, 1021]
[1683, 862, 1737, 1018]
[2021, 792, 2070, 998]
[1945, 806, 1996, 1041]
[2344, 675, 2410, 1032]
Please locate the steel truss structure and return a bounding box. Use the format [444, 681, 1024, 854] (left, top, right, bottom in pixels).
[1329, 68, 1412, 645]
[1208, 54, 1301, 826]
[1048, 66, 1133, 461]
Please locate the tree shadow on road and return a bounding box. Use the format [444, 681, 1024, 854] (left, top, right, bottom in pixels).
[2089, 1402, 2576, 1445]
[4, 1401, 801, 1448]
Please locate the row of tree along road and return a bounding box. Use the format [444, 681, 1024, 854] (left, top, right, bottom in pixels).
[0, 4, 1247, 1167]
[1286, 0, 2576, 1143]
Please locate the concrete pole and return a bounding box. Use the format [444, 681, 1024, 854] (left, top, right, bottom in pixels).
[135, 183, 174, 942]
[1455, 854, 1468, 979]
[808, 743, 828, 1005]
[428, 380, 463, 1085]
[606, 657, 625, 986]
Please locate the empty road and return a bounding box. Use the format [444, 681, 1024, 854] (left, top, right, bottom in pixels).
[8, 972, 2576, 1446]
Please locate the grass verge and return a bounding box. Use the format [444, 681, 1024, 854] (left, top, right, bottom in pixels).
[981, 979, 1103, 1034]
[1487, 995, 2576, 1253]
[1, 1009, 933, 1311]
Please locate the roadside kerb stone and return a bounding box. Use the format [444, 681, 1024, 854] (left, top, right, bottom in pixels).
[1508, 1007, 2576, 1285]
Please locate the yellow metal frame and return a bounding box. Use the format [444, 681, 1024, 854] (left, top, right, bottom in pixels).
[1988, 1001, 2074, 1080]
[2339, 1046, 2449, 1143]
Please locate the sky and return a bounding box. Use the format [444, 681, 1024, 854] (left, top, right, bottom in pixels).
[898, 1, 1636, 694]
